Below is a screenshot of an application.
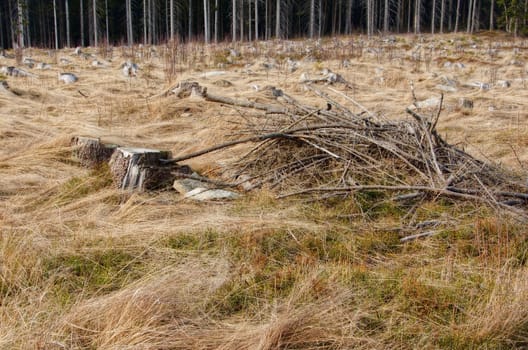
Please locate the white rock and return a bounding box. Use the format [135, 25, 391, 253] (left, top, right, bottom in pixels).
[58, 72, 78, 84]
[184, 188, 240, 201]
[36, 62, 51, 70]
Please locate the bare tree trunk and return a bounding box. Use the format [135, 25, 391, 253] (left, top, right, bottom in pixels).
[65, 0, 71, 47]
[431, 0, 436, 34]
[240, 0, 243, 40]
[204, 0, 210, 43]
[53, 0, 58, 49]
[367, 0, 372, 37]
[489, 0, 494, 30]
[396, 0, 402, 32]
[232, 0, 236, 41]
[466, 0, 473, 32]
[169, 0, 174, 41]
[248, 0, 251, 41]
[454, 0, 460, 32]
[275, 0, 280, 38]
[254, 0, 258, 40]
[105, 0, 109, 43]
[318, 0, 322, 38]
[384, 0, 389, 33]
[126, 0, 133, 46]
[81, 0, 85, 46]
[17, 0, 24, 48]
[414, 0, 421, 33]
[440, 0, 445, 33]
[93, 0, 98, 47]
[265, 0, 269, 39]
[24, 0, 30, 47]
[188, 0, 193, 40]
[310, 0, 315, 37]
[471, 0, 478, 33]
[407, 0, 412, 32]
[215, 0, 219, 42]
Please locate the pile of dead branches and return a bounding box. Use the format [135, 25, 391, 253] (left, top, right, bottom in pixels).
[170, 83, 528, 218]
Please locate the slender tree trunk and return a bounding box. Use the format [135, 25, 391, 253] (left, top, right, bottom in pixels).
[440, 0, 445, 33]
[188, 0, 193, 40]
[396, 0, 402, 32]
[473, 0, 479, 32]
[215, 0, 219, 42]
[93, 0, 98, 46]
[454, 0, 460, 32]
[65, 0, 71, 47]
[204, 0, 209, 43]
[105, 0, 109, 43]
[254, 0, 258, 40]
[448, 0, 453, 31]
[275, 0, 280, 38]
[318, 0, 322, 38]
[265, 0, 269, 39]
[24, 0, 30, 47]
[126, 0, 133, 46]
[53, 0, 58, 49]
[169, 0, 174, 40]
[248, 0, 251, 41]
[384, 0, 389, 33]
[232, 0, 236, 41]
[81, 0, 85, 46]
[489, 0, 494, 30]
[466, 0, 473, 32]
[17, 0, 24, 48]
[240, 0, 243, 40]
[310, 0, 315, 37]
[414, 0, 421, 33]
[407, 0, 412, 32]
[431, 0, 436, 34]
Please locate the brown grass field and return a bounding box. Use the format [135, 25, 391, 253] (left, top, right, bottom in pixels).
[1, 32, 528, 349]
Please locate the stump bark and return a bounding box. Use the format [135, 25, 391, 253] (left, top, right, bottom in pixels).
[71, 136, 118, 168]
[109, 147, 174, 191]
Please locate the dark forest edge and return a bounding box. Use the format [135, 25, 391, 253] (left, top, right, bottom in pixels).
[1, 0, 528, 50]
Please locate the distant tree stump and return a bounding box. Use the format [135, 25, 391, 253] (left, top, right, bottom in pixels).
[109, 147, 175, 191]
[71, 136, 118, 168]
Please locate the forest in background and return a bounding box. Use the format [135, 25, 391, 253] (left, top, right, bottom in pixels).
[1, 0, 527, 50]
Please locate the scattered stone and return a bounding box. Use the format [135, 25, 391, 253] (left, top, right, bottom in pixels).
[59, 57, 72, 65]
[496, 80, 511, 88]
[74, 47, 82, 55]
[173, 178, 209, 194]
[22, 57, 35, 68]
[213, 79, 233, 87]
[435, 84, 457, 93]
[229, 48, 240, 58]
[0, 66, 36, 77]
[184, 188, 240, 201]
[467, 81, 490, 90]
[458, 98, 474, 109]
[58, 72, 78, 84]
[202, 70, 227, 78]
[36, 62, 51, 70]
[409, 97, 441, 109]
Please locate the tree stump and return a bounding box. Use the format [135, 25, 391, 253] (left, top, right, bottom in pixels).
[109, 147, 174, 191]
[71, 136, 118, 168]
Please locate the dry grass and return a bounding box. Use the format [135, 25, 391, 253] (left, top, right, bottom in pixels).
[1, 33, 528, 349]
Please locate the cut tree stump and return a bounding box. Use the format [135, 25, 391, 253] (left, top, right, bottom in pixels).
[71, 136, 118, 168]
[109, 147, 174, 191]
